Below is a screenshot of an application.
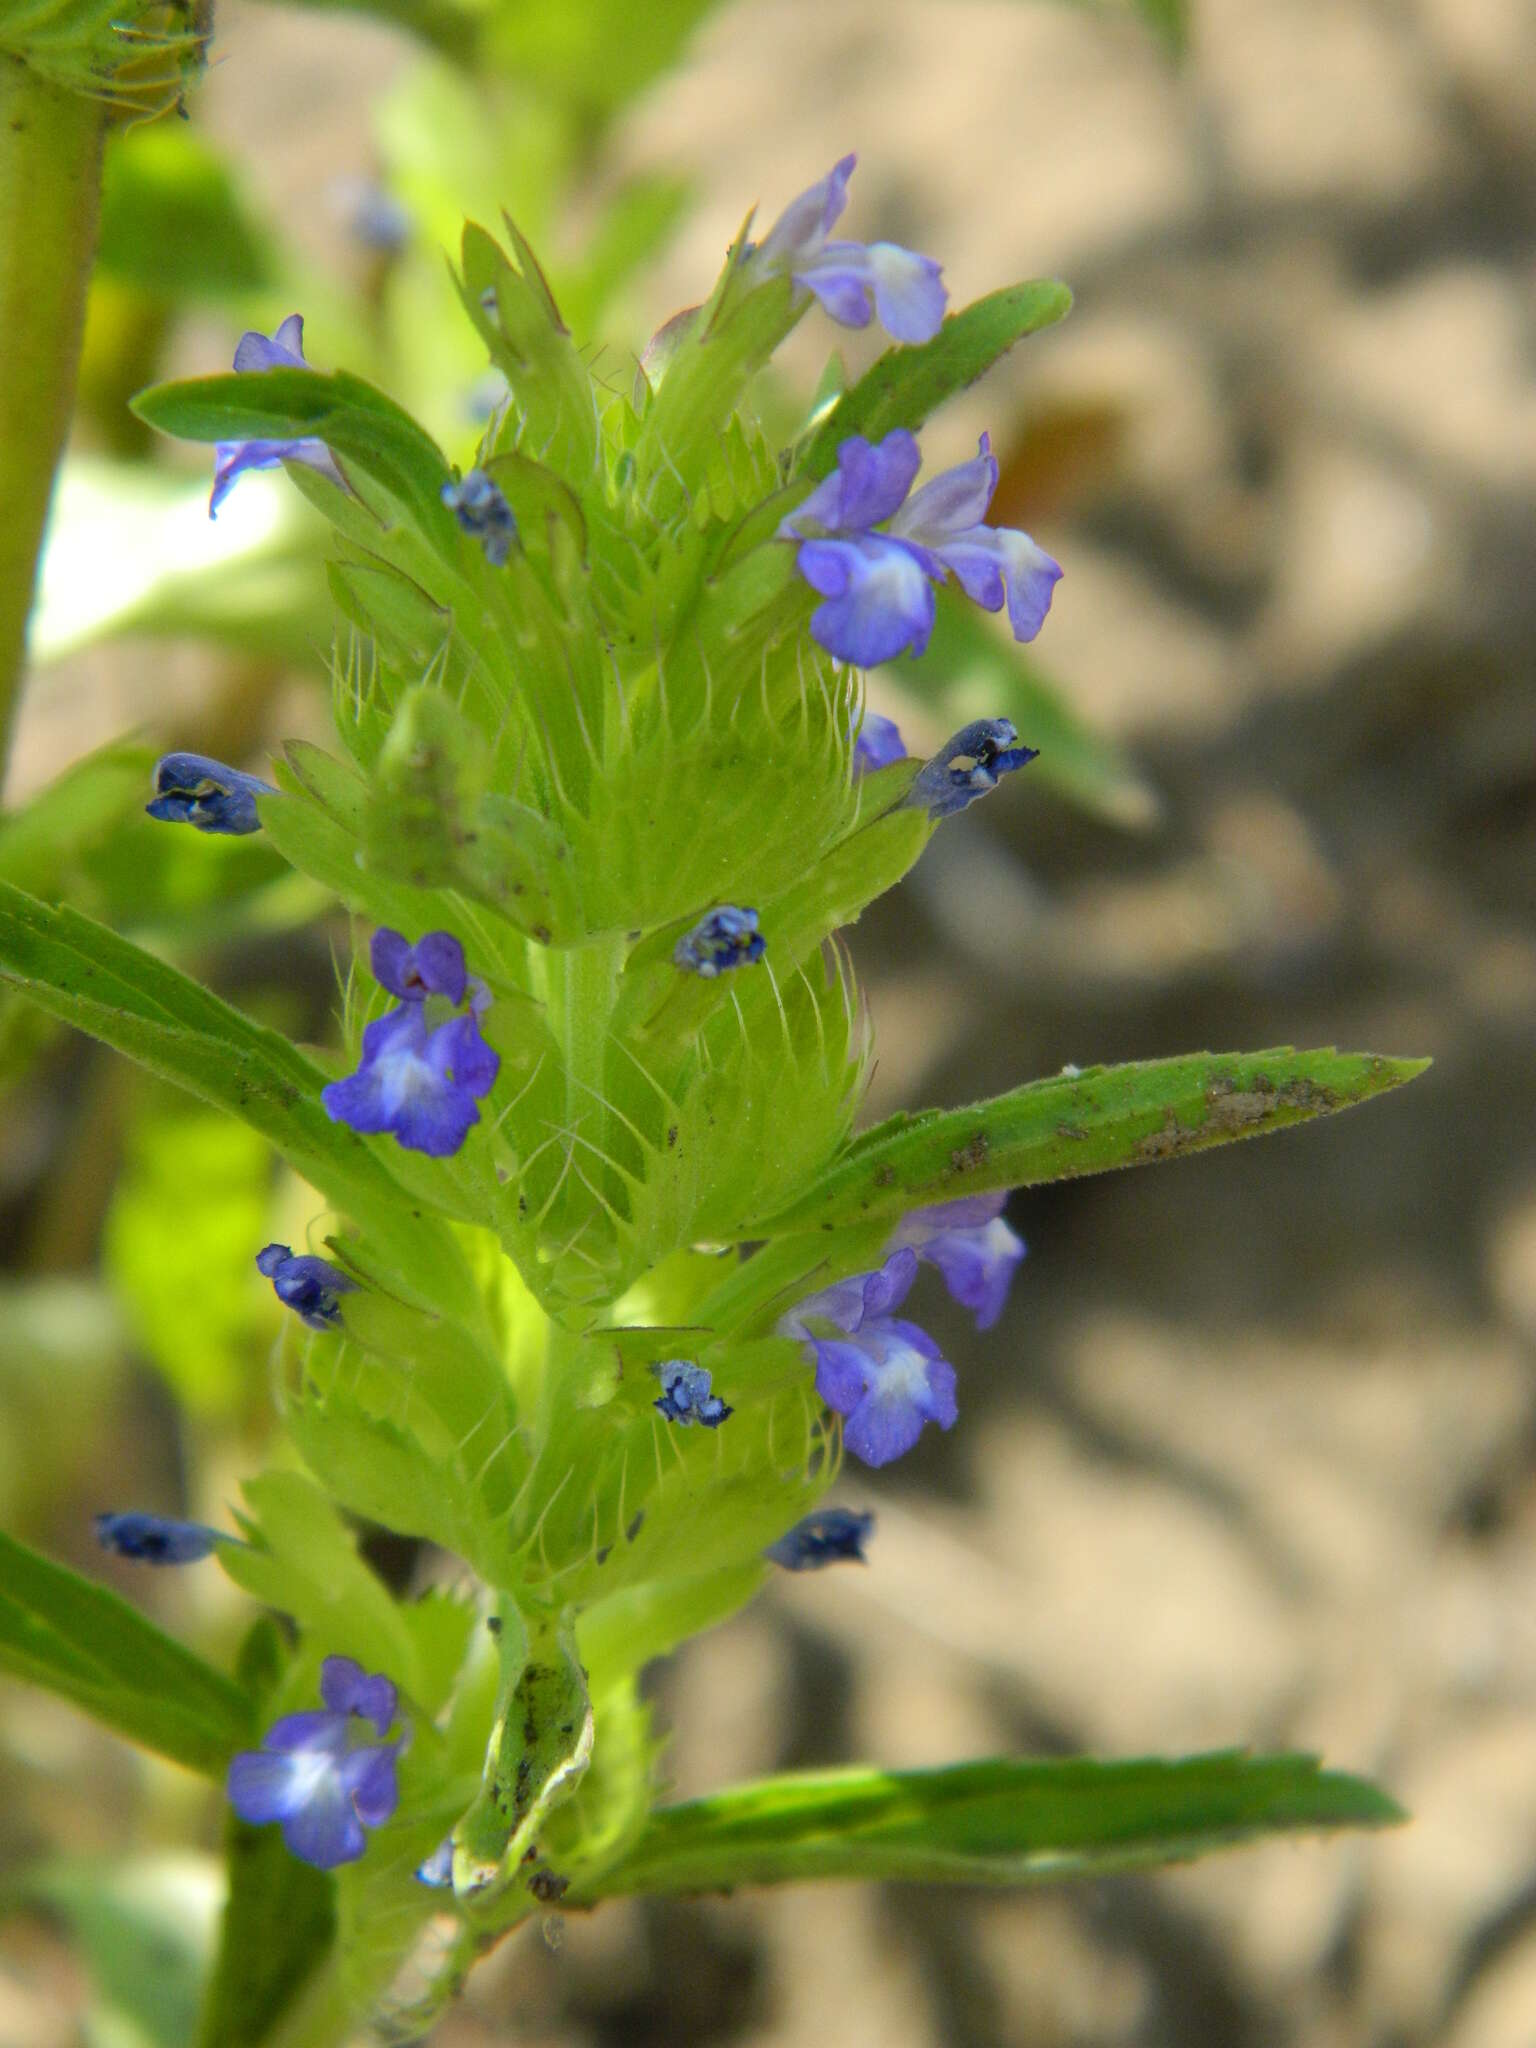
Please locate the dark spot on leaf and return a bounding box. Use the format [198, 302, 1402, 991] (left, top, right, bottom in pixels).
[873, 1165, 896, 1186]
[667, 1124, 678, 1148]
[949, 1132, 989, 1173]
[530, 1869, 569, 1902]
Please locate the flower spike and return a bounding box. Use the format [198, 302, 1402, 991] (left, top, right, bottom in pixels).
[145, 753, 275, 836]
[210, 315, 346, 517]
[226, 1655, 404, 1870]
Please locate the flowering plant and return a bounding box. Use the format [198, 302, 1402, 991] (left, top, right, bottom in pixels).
[0, 155, 1425, 2044]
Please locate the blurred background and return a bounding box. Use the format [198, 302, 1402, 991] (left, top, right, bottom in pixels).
[2, 0, 1534, 2042]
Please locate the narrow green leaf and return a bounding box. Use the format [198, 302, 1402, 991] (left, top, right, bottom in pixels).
[904, 601, 1159, 828]
[803, 280, 1073, 477]
[196, 1820, 335, 2048]
[0, 1528, 251, 1777]
[578, 1751, 1403, 1898]
[132, 367, 453, 540]
[752, 1047, 1432, 1233]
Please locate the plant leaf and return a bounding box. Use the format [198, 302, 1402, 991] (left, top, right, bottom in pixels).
[802, 280, 1073, 477]
[751, 1046, 1432, 1233]
[132, 366, 453, 540]
[0, 1528, 251, 1777]
[578, 1750, 1403, 1898]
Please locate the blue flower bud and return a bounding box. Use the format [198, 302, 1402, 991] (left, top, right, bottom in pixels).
[93, 1512, 233, 1565]
[145, 753, 276, 835]
[441, 469, 518, 566]
[672, 906, 765, 978]
[905, 719, 1038, 819]
[653, 1359, 733, 1427]
[765, 1507, 874, 1571]
[255, 1243, 357, 1331]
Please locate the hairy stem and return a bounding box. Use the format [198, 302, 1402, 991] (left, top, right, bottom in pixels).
[0, 57, 103, 790]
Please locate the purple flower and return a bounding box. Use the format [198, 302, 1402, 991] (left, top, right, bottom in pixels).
[145, 752, 275, 835]
[891, 1192, 1025, 1330]
[210, 315, 346, 519]
[673, 906, 765, 978]
[227, 1655, 403, 1871]
[853, 711, 907, 773]
[750, 155, 947, 344]
[441, 469, 518, 566]
[322, 928, 500, 1158]
[654, 1359, 733, 1427]
[93, 1512, 234, 1565]
[906, 717, 1038, 818]
[780, 431, 1061, 669]
[255, 1243, 357, 1331]
[765, 1507, 874, 1571]
[781, 1249, 957, 1468]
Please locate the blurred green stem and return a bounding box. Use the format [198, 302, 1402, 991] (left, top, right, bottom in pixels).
[0, 57, 103, 791]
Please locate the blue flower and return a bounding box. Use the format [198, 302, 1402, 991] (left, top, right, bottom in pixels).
[322, 929, 499, 1158]
[853, 711, 907, 774]
[227, 1656, 403, 1871]
[653, 1359, 733, 1427]
[145, 752, 275, 835]
[765, 1507, 874, 1571]
[210, 315, 346, 518]
[255, 1243, 356, 1331]
[441, 469, 518, 567]
[781, 1249, 957, 1468]
[891, 1192, 1025, 1329]
[673, 906, 766, 978]
[93, 1512, 233, 1565]
[905, 718, 1038, 818]
[781, 431, 1061, 668]
[750, 155, 947, 344]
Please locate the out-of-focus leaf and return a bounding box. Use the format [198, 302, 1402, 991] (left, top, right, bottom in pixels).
[11, 1856, 219, 2048]
[196, 1819, 335, 2048]
[481, 0, 724, 118]
[900, 601, 1158, 827]
[0, 739, 154, 891]
[98, 125, 275, 300]
[104, 1106, 272, 1416]
[752, 1047, 1432, 1232]
[0, 1528, 252, 1776]
[803, 281, 1073, 477]
[31, 457, 329, 665]
[578, 1751, 1403, 1898]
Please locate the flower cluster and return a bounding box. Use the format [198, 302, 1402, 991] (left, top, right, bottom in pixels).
[227, 1657, 404, 1870]
[653, 1359, 733, 1426]
[673, 906, 766, 978]
[781, 1193, 1024, 1466]
[781, 430, 1061, 668]
[321, 930, 499, 1157]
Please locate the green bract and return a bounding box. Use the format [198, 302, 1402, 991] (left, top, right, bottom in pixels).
[0, 199, 1427, 2045]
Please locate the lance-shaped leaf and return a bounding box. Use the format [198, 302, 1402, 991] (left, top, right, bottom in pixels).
[801, 279, 1073, 478]
[458, 221, 598, 479]
[0, 884, 476, 1314]
[575, 1750, 1402, 1898]
[0, 1528, 251, 1777]
[132, 366, 454, 543]
[751, 1046, 1431, 1233]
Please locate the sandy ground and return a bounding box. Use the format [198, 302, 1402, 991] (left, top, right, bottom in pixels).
[3, 1, 1535, 2043]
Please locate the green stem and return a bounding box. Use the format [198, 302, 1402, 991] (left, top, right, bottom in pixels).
[0, 57, 103, 790]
